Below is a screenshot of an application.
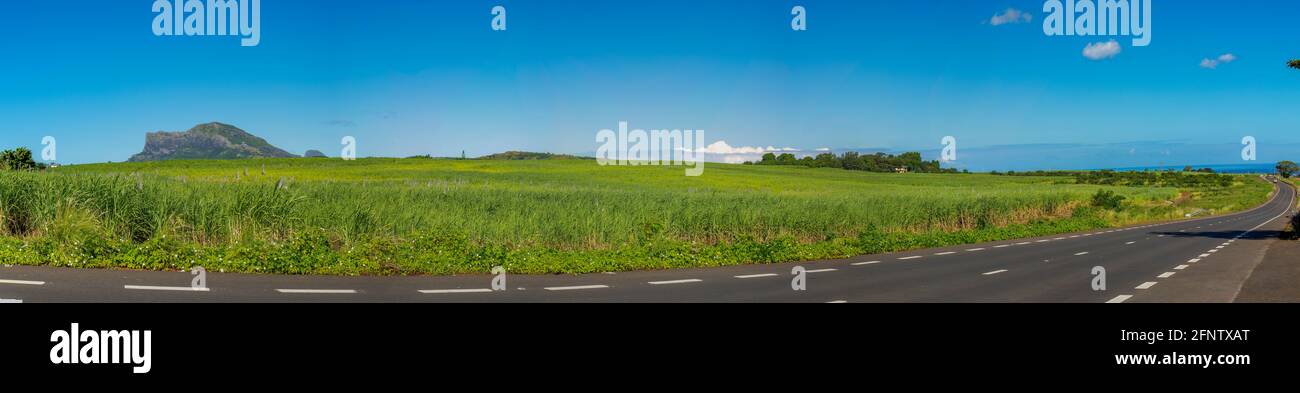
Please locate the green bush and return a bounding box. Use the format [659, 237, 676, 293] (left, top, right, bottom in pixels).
[1091, 189, 1126, 210]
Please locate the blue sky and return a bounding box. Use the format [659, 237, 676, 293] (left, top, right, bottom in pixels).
[1, 0, 1297, 170]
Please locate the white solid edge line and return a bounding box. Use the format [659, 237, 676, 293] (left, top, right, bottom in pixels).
[418, 288, 494, 294]
[0, 279, 45, 286]
[276, 289, 358, 294]
[982, 269, 1008, 276]
[735, 273, 778, 279]
[544, 285, 609, 291]
[648, 279, 703, 285]
[1136, 282, 1158, 290]
[124, 285, 211, 292]
[1106, 295, 1133, 303]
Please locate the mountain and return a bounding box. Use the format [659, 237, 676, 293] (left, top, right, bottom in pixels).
[128, 122, 298, 162]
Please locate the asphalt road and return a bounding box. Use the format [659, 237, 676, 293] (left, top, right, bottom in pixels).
[1, 180, 1294, 303]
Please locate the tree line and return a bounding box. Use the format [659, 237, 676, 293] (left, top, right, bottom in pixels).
[746, 151, 961, 174]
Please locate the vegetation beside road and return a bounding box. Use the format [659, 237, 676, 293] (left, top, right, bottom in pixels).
[0, 158, 1273, 275]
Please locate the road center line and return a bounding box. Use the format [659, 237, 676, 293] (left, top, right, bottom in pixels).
[544, 285, 609, 291]
[418, 288, 493, 294]
[276, 289, 358, 294]
[1106, 295, 1133, 303]
[648, 279, 703, 285]
[124, 285, 210, 292]
[0, 279, 45, 286]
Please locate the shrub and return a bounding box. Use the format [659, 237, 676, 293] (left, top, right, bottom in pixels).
[1091, 189, 1126, 210]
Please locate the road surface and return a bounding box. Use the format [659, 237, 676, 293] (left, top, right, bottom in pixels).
[1, 181, 1294, 303]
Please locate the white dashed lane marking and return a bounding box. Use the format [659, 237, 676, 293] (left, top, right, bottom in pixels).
[544, 285, 609, 291]
[123, 285, 210, 292]
[899, 256, 923, 260]
[649, 279, 703, 285]
[276, 289, 358, 294]
[1174, 265, 1189, 270]
[0, 279, 45, 286]
[1158, 272, 1176, 278]
[851, 261, 881, 266]
[934, 252, 957, 256]
[1136, 282, 1158, 290]
[966, 248, 986, 252]
[1107, 295, 1133, 303]
[1074, 252, 1089, 256]
[982, 269, 1008, 276]
[735, 273, 778, 279]
[805, 268, 838, 274]
[418, 288, 493, 294]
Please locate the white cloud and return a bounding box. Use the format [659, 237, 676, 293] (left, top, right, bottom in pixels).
[990, 8, 1032, 26]
[692, 140, 797, 155]
[1082, 40, 1121, 61]
[681, 140, 817, 164]
[1200, 53, 1237, 69]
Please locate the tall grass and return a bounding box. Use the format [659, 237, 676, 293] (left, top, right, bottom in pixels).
[0, 159, 1272, 275]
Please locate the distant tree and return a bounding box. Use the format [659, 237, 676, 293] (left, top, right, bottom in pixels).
[1290, 60, 1300, 70]
[758, 152, 777, 165]
[841, 151, 865, 171]
[0, 147, 41, 171]
[1182, 165, 1193, 172]
[1277, 160, 1299, 178]
[777, 153, 798, 165]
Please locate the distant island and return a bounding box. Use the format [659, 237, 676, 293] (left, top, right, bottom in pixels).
[128, 122, 298, 162]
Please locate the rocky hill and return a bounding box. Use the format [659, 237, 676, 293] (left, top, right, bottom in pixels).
[128, 122, 297, 162]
